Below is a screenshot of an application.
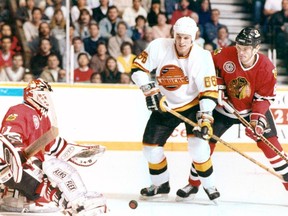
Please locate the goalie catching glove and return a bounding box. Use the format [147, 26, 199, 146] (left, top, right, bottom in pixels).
[193, 111, 214, 140]
[245, 113, 268, 141]
[140, 82, 164, 112]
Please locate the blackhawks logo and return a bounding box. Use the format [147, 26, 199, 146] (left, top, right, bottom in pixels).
[228, 77, 251, 99]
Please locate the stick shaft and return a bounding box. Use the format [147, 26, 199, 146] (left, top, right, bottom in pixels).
[164, 105, 284, 181]
[24, 126, 59, 159]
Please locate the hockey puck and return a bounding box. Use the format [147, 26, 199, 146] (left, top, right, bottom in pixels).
[129, 200, 138, 209]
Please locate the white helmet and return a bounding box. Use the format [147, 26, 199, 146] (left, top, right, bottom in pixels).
[173, 16, 198, 41]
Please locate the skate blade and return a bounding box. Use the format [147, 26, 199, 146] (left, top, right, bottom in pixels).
[139, 194, 168, 201]
[175, 194, 196, 202]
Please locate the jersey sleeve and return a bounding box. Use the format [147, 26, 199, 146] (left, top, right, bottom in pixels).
[252, 57, 277, 115]
[195, 50, 218, 103]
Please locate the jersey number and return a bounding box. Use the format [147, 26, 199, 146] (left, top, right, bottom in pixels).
[204, 76, 217, 87]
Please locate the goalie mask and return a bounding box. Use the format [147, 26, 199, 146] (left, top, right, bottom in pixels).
[173, 16, 198, 42]
[24, 78, 53, 116]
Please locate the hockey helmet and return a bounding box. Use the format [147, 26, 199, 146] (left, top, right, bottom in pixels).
[173, 16, 198, 41]
[24, 78, 53, 115]
[235, 27, 261, 47]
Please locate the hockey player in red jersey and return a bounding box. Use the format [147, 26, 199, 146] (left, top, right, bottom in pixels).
[131, 16, 220, 201]
[0, 78, 107, 215]
[177, 27, 288, 200]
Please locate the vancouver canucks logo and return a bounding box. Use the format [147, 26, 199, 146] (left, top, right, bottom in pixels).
[228, 77, 251, 99]
[156, 64, 189, 91]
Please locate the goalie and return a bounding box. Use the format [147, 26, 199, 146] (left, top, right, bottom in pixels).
[0, 78, 107, 215]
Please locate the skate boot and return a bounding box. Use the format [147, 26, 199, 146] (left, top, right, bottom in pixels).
[176, 184, 199, 201]
[204, 186, 220, 201]
[140, 182, 170, 200]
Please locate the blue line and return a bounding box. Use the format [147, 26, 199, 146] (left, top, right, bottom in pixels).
[0, 88, 23, 96]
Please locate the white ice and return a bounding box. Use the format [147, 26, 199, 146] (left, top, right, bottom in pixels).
[77, 150, 288, 216]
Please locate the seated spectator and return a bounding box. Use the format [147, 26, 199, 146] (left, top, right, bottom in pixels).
[0, 0, 10, 26]
[16, 0, 36, 23]
[90, 72, 103, 83]
[74, 52, 93, 83]
[132, 26, 153, 55]
[39, 53, 63, 82]
[268, 0, 288, 61]
[71, 0, 93, 23]
[22, 71, 34, 82]
[99, 6, 124, 41]
[0, 36, 15, 70]
[50, 9, 66, 53]
[101, 56, 122, 83]
[108, 21, 133, 58]
[203, 42, 215, 52]
[23, 7, 43, 42]
[44, 0, 67, 20]
[164, 0, 178, 21]
[83, 22, 106, 56]
[195, 27, 205, 47]
[30, 38, 62, 78]
[120, 72, 133, 84]
[74, 8, 94, 39]
[87, 0, 114, 9]
[90, 41, 110, 73]
[0, 53, 25, 81]
[212, 25, 234, 49]
[204, 8, 225, 43]
[263, 0, 283, 37]
[169, 0, 193, 25]
[29, 21, 60, 58]
[116, 42, 136, 73]
[0, 23, 22, 53]
[113, 0, 132, 16]
[147, 0, 163, 27]
[122, 0, 148, 28]
[190, 11, 204, 38]
[131, 15, 148, 41]
[152, 12, 172, 39]
[198, 0, 212, 26]
[92, 0, 109, 23]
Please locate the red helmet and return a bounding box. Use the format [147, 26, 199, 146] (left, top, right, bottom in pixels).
[23, 78, 52, 115]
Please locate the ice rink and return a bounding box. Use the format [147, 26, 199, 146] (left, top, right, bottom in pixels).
[78, 150, 288, 216]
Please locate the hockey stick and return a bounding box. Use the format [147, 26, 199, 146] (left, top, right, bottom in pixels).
[222, 101, 288, 164]
[162, 104, 284, 181]
[24, 126, 59, 159]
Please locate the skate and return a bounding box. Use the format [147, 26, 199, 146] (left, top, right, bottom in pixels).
[204, 186, 220, 203]
[140, 182, 170, 200]
[176, 184, 199, 201]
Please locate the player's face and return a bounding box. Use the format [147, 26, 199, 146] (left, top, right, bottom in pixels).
[174, 33, 193, 56]
[235, 44, 257, 66]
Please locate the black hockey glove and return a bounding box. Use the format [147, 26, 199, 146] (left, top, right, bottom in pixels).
[193, 111, 214, 140]
[140, 82, 163, 112]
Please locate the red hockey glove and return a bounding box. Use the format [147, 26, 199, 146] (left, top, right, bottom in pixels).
[193, 111, 214, 140]
[245, 113, 268, 141]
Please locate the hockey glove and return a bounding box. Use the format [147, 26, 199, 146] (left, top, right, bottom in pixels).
[140, 82, 162, 111]
[245, 113, 268, 141]
[193, 111, 214, 140]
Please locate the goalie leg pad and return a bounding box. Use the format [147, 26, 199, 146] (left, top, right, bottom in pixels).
[42, 158, 87, 203]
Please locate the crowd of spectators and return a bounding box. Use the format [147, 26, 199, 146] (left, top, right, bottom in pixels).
[4, 0, 275, 84]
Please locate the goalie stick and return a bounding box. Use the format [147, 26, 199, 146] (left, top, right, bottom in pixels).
[222, 100, 288, 164]
[24, 126, 59, 159]
[161, 104, 284, 181]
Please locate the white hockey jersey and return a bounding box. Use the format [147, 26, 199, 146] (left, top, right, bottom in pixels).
[132, 38, 218, 110]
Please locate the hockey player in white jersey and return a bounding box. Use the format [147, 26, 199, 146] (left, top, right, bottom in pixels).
[131, 16, 220, 201]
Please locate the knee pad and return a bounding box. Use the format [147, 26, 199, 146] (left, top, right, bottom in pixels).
[143, 146, 165, 164]
[188, 137, 210, 163]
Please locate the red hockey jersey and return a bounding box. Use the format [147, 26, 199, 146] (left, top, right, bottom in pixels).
[213, 46, 277, 115]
